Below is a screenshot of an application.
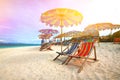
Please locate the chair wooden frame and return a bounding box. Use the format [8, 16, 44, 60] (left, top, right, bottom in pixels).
[53, 42, 80, 61]
[62, 41, 97, 73]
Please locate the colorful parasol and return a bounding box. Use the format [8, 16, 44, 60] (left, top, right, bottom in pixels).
[84, 23, 120, 35]
[84, 23, 113, 31]
[72, 30, 99, 38]
[39, 29, 59, 34]
[38, 34, 53, 39]
[38, 34, 53, 44]
[41, 8, 83, 51]
[54, 30, 81, 38]
[84, 23, 115, 45]
[41, 8, 83, 27]
[112, 24, 120, 29]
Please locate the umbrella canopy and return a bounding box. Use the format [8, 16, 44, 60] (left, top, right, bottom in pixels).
[63, 31, 81, 37]
[40, 8, 83, 52]
[54, 30, 81, 38]
[112, 24, 120, 29]
[84, 23, 113, 31]
[85, 23, 120, 31]
[38, 34, 53, 44]
[54, 33, 66, 38]
[39, 29, 59, 34]
[72, 30, 99, 38]
[84, 23, 120, 35]
[41, 8, 83, 27]
[38, 34, 53, 39]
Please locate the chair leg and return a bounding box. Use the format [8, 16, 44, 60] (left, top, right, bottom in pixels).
[77, 61, 86, 73]
[53, 54, 60, 61]
[77, 55, 90, 73]
[94, 46, 97, 61]
[65, 56, 73, 65]
[61, 57, 69, 65]
[77, 66, 83, 73]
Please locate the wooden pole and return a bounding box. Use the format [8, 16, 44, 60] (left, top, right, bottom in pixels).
[110, 29, 113, 42]
[94, 46, 97, 60]
[61, 27, 63, 52]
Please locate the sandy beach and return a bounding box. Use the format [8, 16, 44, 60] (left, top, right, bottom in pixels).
[0, 43, 120, 80]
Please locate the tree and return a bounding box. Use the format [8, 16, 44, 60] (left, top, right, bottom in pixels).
[112, 30, 120, 38]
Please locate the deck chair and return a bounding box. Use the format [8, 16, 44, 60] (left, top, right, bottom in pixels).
[53, 42, 80, 61]
[40, 42, 53, 51]
[113, 38, 120, 44]
[62, 40, 97, 73]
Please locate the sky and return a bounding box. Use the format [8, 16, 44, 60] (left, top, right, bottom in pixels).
[0, 0, 120, 44]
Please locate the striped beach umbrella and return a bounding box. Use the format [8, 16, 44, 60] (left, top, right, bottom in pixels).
[84, 23, 120, 34]
[54, 30, 81, 38]
[39, 34, 53, 39]
[84, 23, 113, 31]
[38, 34, 53, 44]
[39, 29, 59, 34]
[41, 8, 83, 52]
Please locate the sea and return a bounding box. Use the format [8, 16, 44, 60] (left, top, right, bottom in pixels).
[0, 44, 40, 48]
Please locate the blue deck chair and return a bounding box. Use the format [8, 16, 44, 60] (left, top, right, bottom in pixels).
[53, 42, 80, 61]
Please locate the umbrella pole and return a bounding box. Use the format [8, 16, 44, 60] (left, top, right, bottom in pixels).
[110, 29, 112, 42]
[110, 29, 112, 35]
[97, 29, 100, 46]
[61, 27, 63, 52]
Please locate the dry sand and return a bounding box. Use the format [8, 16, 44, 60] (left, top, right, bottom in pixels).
[0, 43, 120, 80]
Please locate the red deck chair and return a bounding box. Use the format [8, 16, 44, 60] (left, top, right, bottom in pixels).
[62, 40, 97, 73]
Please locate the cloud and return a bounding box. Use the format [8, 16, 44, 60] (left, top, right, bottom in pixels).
[0, 39, 7, 43]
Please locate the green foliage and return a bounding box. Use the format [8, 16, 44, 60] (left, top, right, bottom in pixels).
[99, 30, 120, 42]
[112, 30, 120, 38]
[99, 35, 112, 42]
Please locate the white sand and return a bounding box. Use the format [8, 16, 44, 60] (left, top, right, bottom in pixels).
[0, 43, 120, 80]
